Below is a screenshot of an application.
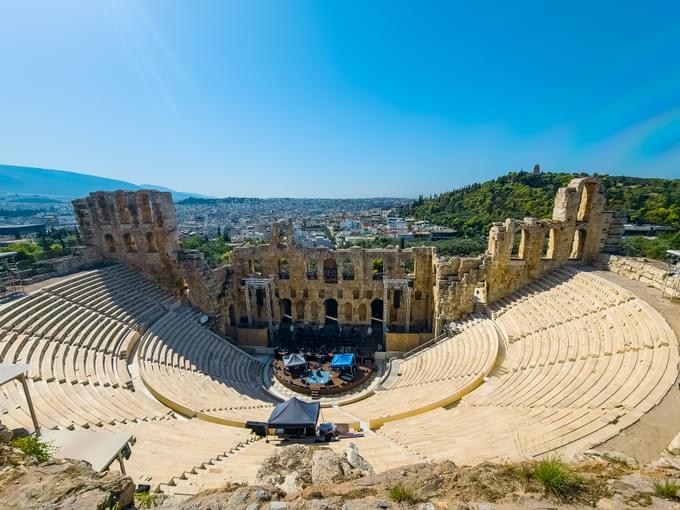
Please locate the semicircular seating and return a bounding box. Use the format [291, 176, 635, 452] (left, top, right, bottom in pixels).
[136, 310, 277, 425]
[340, 317, 500, 428]
[376, 267, 679, 464]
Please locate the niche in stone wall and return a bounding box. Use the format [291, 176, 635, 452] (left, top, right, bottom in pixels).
[295, 301, 304, 320]
[358, 303, 367, 321]
[123, 233, 137, 252]
[343, 302, 353, 321]
[146, 232, 158, 252]
[104, 233, 115, 253]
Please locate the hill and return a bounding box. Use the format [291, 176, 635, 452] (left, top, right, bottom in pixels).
[401, 171, 680, 259]
[0, 164, 211, 201]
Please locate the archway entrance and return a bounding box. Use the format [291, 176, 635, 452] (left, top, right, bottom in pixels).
[324, 298, 338, 325]
[280, 298, 292, 324]
[370, 299, 384, 337]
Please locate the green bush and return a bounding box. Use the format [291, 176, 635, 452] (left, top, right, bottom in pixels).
[532, 456, 583, 499]
[387, 482, 416, 503]
[653, 478, 679, 500]
[10, 434, 56, 463]
[134, 490, 163, 508]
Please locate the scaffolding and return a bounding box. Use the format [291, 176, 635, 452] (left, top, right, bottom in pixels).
[0, 252, 24, 299]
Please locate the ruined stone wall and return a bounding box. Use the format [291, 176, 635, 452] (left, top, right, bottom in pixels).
[432, 176, 614, 332]
[72, 175, 623, 347]
[72, 190, 223, 319]
[228, 223, 434, 334]
[596, 254, 680, 300]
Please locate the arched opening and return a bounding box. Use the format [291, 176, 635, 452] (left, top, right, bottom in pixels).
[248, 259, 263, 275]
[280, 298, 292, 324]
[341, 258, 355, 280]
[307, 259, 318, 280]
[393, 289, 401, 309]
[357, 303, 367, 321]
[372, 258, 384, 280]
[542, 229, 558, 259]
[323, 258, 338, 283]
[569, 229, 587, 260]
[404, 258, 415, 276]
[295, 300, 304, 321]
[145, 232, 158, 252]
[104, 234, 116, 253]
[324, 298, 338, 325]
[278, 258, 289, 279]
[511, 229, 528, 260]
[228, 304, 236, 326]
[577, 182, 597, 222]
[343, 302, 353, 321]
[310, 302, 319, 321]
[370, 299, 384, 336]
[123, 233, 137, 252]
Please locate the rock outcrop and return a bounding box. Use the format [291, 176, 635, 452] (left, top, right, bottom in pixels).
[0, 443, 135, 510]
[255, 444, 374, 495]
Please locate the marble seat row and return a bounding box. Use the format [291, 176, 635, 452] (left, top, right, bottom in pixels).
[0, 267, 181, 431]
[137, 311, 277, 425]
[376, 270, 678, 465]
[340, 318, 499, 428]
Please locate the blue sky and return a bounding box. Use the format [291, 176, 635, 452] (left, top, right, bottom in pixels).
[0, 0, 679, 198]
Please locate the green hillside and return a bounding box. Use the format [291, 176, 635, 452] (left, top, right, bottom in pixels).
[401, 171, 680, 260]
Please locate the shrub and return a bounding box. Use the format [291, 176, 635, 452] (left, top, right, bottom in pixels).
[387, 482, 416, 503]
[532, 456, 583, 500]
[134, 490, 163, 508]
[10, 435, 56, 463]
[653, 479, 679, 500]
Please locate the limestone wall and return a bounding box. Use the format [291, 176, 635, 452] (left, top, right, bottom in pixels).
[596, 254, 680, 300]
[228, 228, 434, 334]
[72, 190, 182, 292]
[71, 175, 624, 349]
[432, 176, 614, 332]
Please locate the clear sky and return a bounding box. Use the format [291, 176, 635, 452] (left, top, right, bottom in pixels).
[1, 1, 679, 198]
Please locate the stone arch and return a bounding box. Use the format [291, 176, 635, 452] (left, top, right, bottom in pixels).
[295, 300, 304, 321]
[280, 298, 292, 324]
[341, 258, 355, 280]
[569, 229, 587, 260]
[104, 233, 116, 253]
[577, 181, 598, 222]
[310, 301, 319, 321]
[371, 258, 384, 280]
[278, 258, 289, 279]
[307, 259, 318, 280]
[404, 258, 415, 275]
[324, 298, 338, 325]
[123, 233, 137, 252]
[357, 303, 367, 321]
[370, 299, 384, 334]
[541, 228, 558, 259]
[511, 228, 529, 260]
[343, 302, 353, 321]
[323, 258, 338, 283]
[145, 232, 158, 252]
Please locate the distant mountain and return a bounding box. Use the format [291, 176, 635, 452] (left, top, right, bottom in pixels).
[0, 164, 212, 201]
